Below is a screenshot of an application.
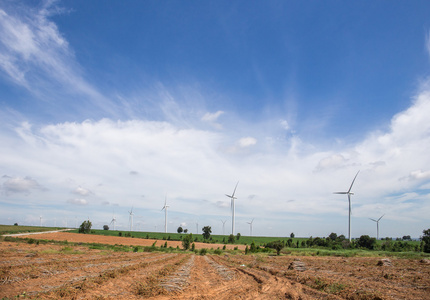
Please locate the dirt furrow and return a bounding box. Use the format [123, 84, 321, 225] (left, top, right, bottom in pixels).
[0, 252, 176, 299]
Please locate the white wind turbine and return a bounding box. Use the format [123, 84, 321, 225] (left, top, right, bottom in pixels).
[221, 219, 227, 235]
[247, 218, 254, 236]
[369, 214, 384, 240]
[128, 207, 134, 232]
[39, 215, 42, 227]
[161, 196, 169, 233]
[225, 181, 239, 235]
[333, 171, 360, 242]
[110, 212, 117, 231]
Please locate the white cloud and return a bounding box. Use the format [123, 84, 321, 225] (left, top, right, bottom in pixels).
[72, 186, 93, 196]
[238, 137, 257, 147]
[201, 111, 224, 122]
[407, 170, 430, 181]
[67, 198, 88, 206]
[2, 176, 44, 195]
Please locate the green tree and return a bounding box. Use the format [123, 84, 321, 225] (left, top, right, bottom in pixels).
[202, 226, 212, 240]
[422, 229, 430, 253]
[78, 220, 92, 234]
[103, 225, 109, 230]
[236, 233, 241, 240]
[290, 232, 295, 238]
[329, 232, 337, 241]
[177, 226, 183, 233]
[182, 233, 193, 250]
[184, 229, 188, 233]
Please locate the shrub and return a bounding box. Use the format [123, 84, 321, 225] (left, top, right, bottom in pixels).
[213, 249, 222, 255]
[228, 234, 235, 243]
[357, 235, 376, 250]
[103, 225, 109, 230]
[199, 248, 207, 255]
[182, 233, 193, 250]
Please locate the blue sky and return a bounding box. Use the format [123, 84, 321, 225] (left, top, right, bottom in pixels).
[1, 0, 430, 238]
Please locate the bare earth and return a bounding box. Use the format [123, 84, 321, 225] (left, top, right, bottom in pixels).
[1, 232, 429, 299]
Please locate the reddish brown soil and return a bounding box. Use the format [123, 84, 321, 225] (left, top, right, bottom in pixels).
[1, 233, 429, 299]
[14, 232, 246, 250]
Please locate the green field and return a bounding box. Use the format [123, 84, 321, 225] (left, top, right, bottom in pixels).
[0, 224, 65, 235]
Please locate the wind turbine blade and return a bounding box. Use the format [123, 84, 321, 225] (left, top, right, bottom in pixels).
[378, 214, 385, 221]
[225, 194, 232, 198]
[369, 218, 377, 222]
[232, 181, 239, 197]
[347, 170, 360, 193]
[333, 192, 348, 194]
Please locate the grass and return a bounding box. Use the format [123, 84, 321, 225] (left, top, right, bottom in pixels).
[0, 224, 65, 235]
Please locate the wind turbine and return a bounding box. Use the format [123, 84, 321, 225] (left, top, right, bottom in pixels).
[39, 215, 42, 227]
[221, 219, 227, 235]
[110, 212, 117, 231]
[225, 181, 239, 235]
[161, 196, 169, 233]
[128, 207, 134, 232]
[333, 171, 360, 242]
[369, 214, 384, 240]
[247, 218, 254, 236]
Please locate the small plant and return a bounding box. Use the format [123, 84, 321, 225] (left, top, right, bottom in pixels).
[199, 248, 207, 255]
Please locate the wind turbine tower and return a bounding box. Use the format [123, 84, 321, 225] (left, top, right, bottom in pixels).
[40, 216, 42, 227]
[333, 171, 360, 242]
[247, 218, 254, 236]
[128, 207, 134, 231]
[161, 196, 169, 233]
[221, 219, 227, 235]
[225, 181, 239, 235]
[369, 214, 384, 240]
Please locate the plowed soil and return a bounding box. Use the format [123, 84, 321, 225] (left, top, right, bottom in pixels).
[1, 232, 429, 299]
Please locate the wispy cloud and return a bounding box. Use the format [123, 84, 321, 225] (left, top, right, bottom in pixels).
[0, 1, 118, 118]
[1, 176, 45, 195]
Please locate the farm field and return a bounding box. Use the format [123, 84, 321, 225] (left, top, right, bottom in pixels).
[1, 232, 429, 299]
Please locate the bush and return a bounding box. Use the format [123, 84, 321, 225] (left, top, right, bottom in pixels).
[213, 249, 222, 255]
[199, 248, 207, 255]
[182, 233, 193, 250]
[357, 235, 376, 250]
[228, 234, 235, 243]
[103, 225, 109, 230]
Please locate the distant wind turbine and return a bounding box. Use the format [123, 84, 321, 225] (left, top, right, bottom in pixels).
[162, 196, 169, 233]
[110, 212, 117, 231]
[221, 219, 227, 235]
[247, 218, 254, 236]
[128, 207, 134, 231]
[225, 181, 239, 235]
[196, 222, 198, 234]
[333, 171, 360, 242]
[39, 215, 42, 227]
[369, 214, 384, 240]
